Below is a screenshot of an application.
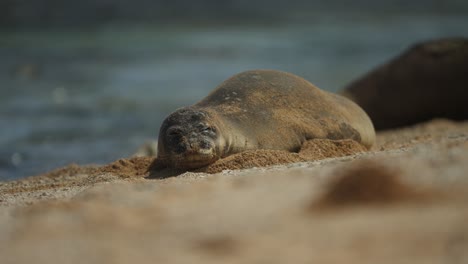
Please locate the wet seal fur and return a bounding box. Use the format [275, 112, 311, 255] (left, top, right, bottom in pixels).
[157, 69, 375, 169]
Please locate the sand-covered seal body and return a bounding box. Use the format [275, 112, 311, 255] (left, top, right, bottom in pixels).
[158, 70, 375, 169]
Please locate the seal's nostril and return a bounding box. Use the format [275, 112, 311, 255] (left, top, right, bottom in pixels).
[200, 140, 211, 149]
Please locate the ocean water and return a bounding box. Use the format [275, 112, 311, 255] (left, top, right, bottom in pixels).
[1, 13, 467, 181]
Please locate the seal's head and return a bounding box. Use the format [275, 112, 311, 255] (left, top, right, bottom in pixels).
[157, 108, 224, 169]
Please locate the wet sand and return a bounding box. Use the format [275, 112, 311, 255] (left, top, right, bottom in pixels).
[1, 119, 468, 263]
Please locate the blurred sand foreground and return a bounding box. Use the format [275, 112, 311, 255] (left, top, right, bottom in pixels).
[1, 119, 468, 264]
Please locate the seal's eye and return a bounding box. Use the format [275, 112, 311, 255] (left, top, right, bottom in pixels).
[196, 123, 209, 131]
[196, 124, 216, 136]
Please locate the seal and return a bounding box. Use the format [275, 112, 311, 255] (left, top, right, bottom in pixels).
[157, 69, 375, 169]
[341, 37, 468, 130]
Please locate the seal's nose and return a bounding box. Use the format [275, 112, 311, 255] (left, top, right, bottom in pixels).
[189, 139, 212, 150]
[174, 141, 197, 154]
[188, 139, 201, 152]
[199, 140, 211, 149]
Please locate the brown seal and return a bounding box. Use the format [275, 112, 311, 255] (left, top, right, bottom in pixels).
[157, 69, 375, 169]
[341, 37, 468, 130]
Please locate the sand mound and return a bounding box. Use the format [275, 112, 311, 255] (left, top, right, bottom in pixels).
[99, 157, 154, 178]
[176, 139, 365, 175]
[298, 139, 366, 159]
[119, 138, 367, 178]
[200, 150, 305, 173]
[314, 161, 424, 209]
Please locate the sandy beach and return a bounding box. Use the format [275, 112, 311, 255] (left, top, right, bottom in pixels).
[1, 2, 467, 263]
[1, 118, 468, 263]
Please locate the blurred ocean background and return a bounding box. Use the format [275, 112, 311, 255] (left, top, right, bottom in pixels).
[1, 0, 467, 180]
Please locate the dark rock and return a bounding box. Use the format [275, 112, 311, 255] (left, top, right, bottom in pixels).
[342, 37, 468, 130]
